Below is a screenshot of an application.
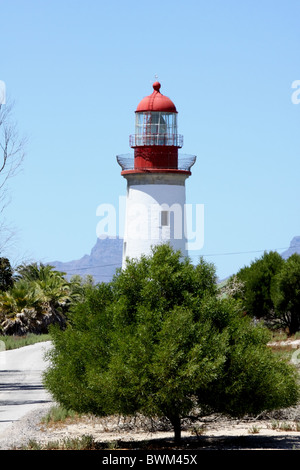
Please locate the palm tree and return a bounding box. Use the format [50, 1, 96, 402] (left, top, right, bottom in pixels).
[0, 280, 36, 334]
[0, 263, 73, 335]
[16, 262, 63, 282]
[0, 280, 34, 315]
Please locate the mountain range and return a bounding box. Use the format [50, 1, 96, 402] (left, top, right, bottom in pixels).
[50, 235, 300, 284]
[50, 236, 123, 283]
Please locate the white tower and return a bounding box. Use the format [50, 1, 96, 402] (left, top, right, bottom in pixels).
[117, 82, 196, 268]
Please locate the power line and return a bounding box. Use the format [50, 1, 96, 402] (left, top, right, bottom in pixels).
[57, 263, 121, 274]
[51, 244, 300, 274]
[191, 245, 299, 258]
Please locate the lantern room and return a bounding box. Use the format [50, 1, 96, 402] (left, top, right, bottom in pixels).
[117, 82, 196, 175]
[129, 81, 183, 171]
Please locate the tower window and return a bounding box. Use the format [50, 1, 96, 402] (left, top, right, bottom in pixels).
[161, 210, 169, 226]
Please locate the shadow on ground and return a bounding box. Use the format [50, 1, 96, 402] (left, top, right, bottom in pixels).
[92, 434, 300, 451]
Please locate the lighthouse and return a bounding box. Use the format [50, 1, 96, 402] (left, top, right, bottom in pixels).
[117, 82, 196, 268]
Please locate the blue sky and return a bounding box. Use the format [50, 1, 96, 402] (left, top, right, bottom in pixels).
[1, 0, 299, 280]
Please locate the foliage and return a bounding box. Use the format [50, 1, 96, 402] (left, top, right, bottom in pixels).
[271, 254, 300, 335]
[233, 251, 284, 319]
[44, 245, 299, 441]
[42, 405, 80, 425]
[233, 251, 300, 335]
[0, 257, 13, 291]
[0, 262, 88, 335]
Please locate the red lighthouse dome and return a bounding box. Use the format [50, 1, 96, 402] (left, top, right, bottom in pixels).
[136, 82, 177, 113]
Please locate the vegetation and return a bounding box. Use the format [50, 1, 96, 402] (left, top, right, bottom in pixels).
[43, 244, 300, 442]
[271, 254, 300, 335]
[270, 421, 300, 432]
[0, 257, 13, 291]
[41, 404, 81, 425]
[0, 332, 50, 350]
[232, 251, 300, 335]
[0, 262, 92, 335]
[24, 434, 97, 451]
[231, 251, 284, 319]
[1, 244, 299, 443]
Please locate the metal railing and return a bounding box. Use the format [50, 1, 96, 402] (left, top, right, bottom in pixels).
[129, 134, 183, 148]
[116, 154, 196, 172]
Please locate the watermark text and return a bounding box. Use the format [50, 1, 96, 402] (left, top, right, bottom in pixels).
[0, 80, 6, 105]
[291, 80, 300, 104]
[96, 196, 204, 251]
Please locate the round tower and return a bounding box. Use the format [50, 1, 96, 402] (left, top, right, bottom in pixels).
[117, 82, 196, 268]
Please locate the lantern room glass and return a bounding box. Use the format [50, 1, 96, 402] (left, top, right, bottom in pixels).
[135, 112, 178, 146]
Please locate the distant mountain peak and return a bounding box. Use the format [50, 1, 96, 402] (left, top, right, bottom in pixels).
[281, 236, 300, 259]
[50, 236, 123, 283]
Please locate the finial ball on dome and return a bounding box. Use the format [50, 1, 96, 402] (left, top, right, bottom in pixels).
[153, 81, 161, 92]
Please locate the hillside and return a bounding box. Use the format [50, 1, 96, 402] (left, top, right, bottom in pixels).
[50, 237, 123, 283]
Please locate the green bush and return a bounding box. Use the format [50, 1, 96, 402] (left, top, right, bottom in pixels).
[271, 254, 300, 335]
[234, 251, 300, 335]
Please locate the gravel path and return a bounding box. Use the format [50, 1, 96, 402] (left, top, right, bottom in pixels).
[0, 402, 54, 449]
[1, 403, 300, 450]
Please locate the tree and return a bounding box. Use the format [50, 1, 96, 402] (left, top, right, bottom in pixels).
[0, 100, 26, 254]
[44, 245, 299, 442]
[272, 254, 300, 335]
[233, 251, 284, 319]
[0, 257, 13, 291]
[0, 263, 74, 334]
[16, 262, 72, 309]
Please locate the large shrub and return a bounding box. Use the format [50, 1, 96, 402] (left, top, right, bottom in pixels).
[233, 251, 284, 319]
[271, 254, 300, 335]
